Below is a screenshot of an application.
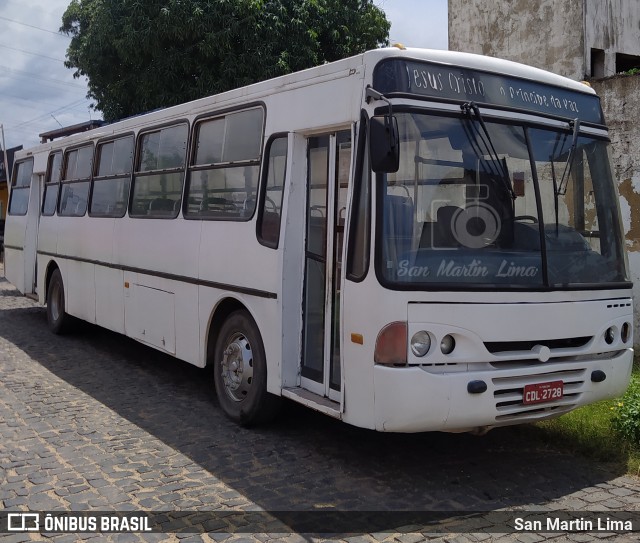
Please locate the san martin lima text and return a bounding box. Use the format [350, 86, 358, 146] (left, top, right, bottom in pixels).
[515, 517, 633, 532]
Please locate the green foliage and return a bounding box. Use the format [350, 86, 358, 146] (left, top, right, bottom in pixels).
[60, 0, 390, 121]
[625, 68, 640, 76]
[611, 373, 640, 445]
[534, 363, 640, 475]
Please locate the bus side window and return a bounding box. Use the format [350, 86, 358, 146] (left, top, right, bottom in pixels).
[90, 135, 133, 218]
[257, 136, 287, 248]
[8, 158, 34, 216]
[42, 152, 62, 216]
[346, 118, 370, 281]
[58, 144, 93, 217]
[186, 107, 264, 220]
[130, 124, 188, 219]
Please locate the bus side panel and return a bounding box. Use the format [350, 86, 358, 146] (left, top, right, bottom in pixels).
[4, 247, 25, 293]
[124, 275, 176, 354]
[115, 217, 201, 366]
[37, 213, 60, 304]
[121, 276, 199, 364]
[90, 217, 124, 333]
[66, 260, 97, 324]
[199, 220, 283, 391]
[340, 275, 386, 431]
[57, 217, 97, 324]
[95, 266, 125, 334]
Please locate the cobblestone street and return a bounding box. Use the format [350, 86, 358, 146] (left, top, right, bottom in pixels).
[0, 268, 639, 543]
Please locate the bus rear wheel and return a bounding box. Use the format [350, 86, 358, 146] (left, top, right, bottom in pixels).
[46, 269, 73, 334]
[213, 310, 280, 426]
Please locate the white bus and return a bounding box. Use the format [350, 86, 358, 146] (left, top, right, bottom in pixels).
[4, 46, 633, 432]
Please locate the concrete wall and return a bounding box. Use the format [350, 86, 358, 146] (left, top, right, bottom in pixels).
[585, 0, 640, 77]
[592, 74, 640, 338]
[449, 1, 640, 346]
[448, 0, 585, 79]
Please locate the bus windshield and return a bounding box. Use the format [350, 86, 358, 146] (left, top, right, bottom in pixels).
[377, 112, 628, 288]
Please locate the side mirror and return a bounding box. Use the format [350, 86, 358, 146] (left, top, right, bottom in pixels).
[369, 115, 400, 173]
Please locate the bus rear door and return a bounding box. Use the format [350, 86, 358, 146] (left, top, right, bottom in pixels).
[4, 157, 41, 295]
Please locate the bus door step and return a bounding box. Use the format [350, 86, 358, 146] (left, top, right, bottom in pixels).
[282, 387, 341, 418]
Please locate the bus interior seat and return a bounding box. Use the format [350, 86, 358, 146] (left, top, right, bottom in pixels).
[149, 198, 176, 215]
[384, 194, 414, 258]
[200, 197, 236, 214]
[419, 222, 435, 248]
[434, 205, 461, 247]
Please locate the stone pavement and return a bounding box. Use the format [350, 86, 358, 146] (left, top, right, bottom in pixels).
[0, 266, 639, 543]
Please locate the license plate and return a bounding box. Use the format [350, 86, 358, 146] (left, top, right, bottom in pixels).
[522, 380, 564, 405]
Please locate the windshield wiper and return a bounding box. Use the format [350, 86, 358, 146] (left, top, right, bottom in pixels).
[549, 118, 580, 236]
[461, 102, 515, 200]
[550, 156, 560, 236]
[556, 118, 581, 196]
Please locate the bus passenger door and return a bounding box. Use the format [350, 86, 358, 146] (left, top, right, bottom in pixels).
[4, 162, 41, 295]
[301, 130, 352, 402]
[23, 173, 42, 295]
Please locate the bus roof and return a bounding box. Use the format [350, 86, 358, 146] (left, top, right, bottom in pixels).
[364, 47, 596, 95]
[16, 47, 596, 157]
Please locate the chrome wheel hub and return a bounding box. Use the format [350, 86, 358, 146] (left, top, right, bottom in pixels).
[221, 333, 253, 402]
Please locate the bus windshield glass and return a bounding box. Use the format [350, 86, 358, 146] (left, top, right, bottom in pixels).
[378, 112, 628, 288]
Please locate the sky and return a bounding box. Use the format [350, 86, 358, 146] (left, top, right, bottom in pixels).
[0, 0, 448, 150]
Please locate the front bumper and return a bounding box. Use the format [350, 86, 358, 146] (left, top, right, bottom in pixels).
[373, 348, 633, 432]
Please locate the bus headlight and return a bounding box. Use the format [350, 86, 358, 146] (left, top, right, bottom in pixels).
[440, 334, 456, 355]
[605, 327, 616, 345]
[621, 322, 631, 344]
[410, 331, 431, 357]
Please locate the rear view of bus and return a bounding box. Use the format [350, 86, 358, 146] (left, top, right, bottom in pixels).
[351, 50, 633, 432]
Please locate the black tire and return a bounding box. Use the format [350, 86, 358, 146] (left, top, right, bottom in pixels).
[46, 269, 73, 334]
[213, 310, 281, 426]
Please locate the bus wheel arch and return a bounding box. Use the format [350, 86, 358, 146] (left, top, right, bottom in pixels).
[45, 265, 73, 335]
[206, 299, 280, 425]
[44, 260, 61, 302]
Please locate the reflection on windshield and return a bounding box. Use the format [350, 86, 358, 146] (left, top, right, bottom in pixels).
[378, 112, 628, 288]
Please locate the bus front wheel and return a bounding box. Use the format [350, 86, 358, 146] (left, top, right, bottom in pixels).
[213, 310, 280, 426]
[46, 269, 73, 334]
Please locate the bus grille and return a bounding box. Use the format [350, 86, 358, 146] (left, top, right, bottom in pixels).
[492, 368, 585, 420]
[484, 336, 592, 354]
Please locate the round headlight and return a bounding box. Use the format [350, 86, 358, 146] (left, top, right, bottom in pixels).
[440, 334, 456, 355]
[621, 322, 631, 344]
[604, 326, 616, 345]
[410, 331, 431, 357]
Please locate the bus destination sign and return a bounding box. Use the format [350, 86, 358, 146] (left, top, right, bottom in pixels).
[373, 59, 604, 124]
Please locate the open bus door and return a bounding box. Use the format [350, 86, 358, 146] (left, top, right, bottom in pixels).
[300, 130, 352, 404]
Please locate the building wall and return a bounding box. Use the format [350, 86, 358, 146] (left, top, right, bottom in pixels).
[592, 75, 640, 337]
[449, 1, 640, 346]
[585, 0, 640, 77]
[448, 0, 585, 79]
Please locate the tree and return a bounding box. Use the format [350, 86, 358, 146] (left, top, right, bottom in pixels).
[61, 0, 390, 122]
